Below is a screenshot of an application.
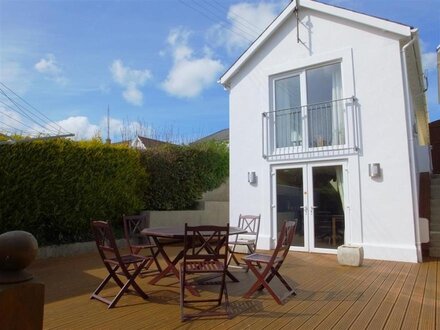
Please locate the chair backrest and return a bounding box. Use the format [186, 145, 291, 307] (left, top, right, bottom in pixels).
[91, 220, 123, 264]
[270, 220, 297, 265]
[123, 214, 151, 249]
[238, 214, 261, 240]
[183, 224, 230, 266]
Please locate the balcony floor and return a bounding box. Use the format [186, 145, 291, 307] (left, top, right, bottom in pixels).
[29, 247, 439, 329]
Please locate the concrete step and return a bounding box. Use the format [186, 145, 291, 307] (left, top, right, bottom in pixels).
[431, 187, 440, 199]
[431, 175, 440, 185]
[429, 247, 440, 258]
[430, 205, 440, 216]
[430, 214, 440, 223]
[429, 231, 440, 247]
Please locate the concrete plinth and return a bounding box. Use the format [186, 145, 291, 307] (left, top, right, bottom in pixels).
[337, 245, 364, 266]
[0, 279, 45, 329]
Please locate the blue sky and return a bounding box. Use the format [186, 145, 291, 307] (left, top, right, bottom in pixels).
[0, 0, 439, 142]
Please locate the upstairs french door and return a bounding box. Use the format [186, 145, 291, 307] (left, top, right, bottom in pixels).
[274, 162, 347, 253]
[273, 62, 345, 151]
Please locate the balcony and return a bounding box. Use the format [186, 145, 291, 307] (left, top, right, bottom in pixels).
[262, 97, 360, 160]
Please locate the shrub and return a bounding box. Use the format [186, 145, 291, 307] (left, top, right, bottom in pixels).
[140, 141, 229, 210]
[0, 139, 146, 245]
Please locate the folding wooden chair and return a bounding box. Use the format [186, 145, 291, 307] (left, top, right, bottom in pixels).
[123, 214, 162, 274]
[242, 220, 297, 305]
[90, 220, 151, 308]
[179, 224, 231, 321]
[228, 214, 261, 270]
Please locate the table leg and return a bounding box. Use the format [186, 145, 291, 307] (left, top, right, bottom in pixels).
[148, 236, 200, 296]
[148, 237, 182, 285]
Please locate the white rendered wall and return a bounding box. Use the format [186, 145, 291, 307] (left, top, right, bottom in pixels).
[227, 8, 419, 262]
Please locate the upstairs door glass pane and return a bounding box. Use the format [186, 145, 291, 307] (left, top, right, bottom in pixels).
[275, 75, 302, 148]
[306, 63, 344, 148]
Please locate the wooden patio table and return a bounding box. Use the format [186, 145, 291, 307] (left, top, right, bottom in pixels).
[141, 226, 247, 289]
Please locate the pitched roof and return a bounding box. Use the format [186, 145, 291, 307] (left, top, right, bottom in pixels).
[219, 0, 412, 86]
[192, 129, 229, 144]
[136, 136, 170, 148]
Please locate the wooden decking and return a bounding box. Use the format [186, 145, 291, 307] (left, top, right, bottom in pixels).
[29, 247, 439, 329]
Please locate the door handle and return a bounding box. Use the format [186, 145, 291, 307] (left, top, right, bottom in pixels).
[300, 206, 308, 212]
[311, 206, 318, 209]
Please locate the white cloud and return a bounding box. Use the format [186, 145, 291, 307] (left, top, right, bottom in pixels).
[53, 116, 100, 140]
[207, 2, 281, 54]
[162, 27, 224, 98]
[422, 51, 437, 71]
[34, 54, 68, 85]
[99, 116, 123, 139]
[110, 60, 152, 106]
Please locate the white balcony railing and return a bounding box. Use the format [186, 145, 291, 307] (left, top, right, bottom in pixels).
[262, 97, 360, 160]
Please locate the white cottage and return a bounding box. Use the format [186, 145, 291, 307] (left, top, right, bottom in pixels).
[220, 0, 430, 262]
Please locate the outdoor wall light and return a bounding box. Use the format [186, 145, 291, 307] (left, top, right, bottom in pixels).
[368, 163, 381, 178]
[248, 171, 257, 184]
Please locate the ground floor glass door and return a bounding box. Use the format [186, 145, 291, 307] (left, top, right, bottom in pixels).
[275, 163, 345, 252]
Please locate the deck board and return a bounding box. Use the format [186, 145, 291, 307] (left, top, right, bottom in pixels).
[24, 248, 439, 329]
[366, 263, 412, 329]
[401, 261, 429, 329]
[418, 260, 437, 329]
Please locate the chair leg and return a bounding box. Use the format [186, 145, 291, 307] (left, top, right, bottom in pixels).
[273, 269, 296, 295]
[243, 261, 292, 305]
[246, 244, 261, 270]
[242, 261, 269, 298]
[150, 247, 163, 272]
[179, 267, 187, 321]
[92, 265, 124, 299]
[228, 244, 241, 267]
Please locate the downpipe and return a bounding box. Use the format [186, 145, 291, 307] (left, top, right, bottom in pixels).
[401, 30, 422, 262]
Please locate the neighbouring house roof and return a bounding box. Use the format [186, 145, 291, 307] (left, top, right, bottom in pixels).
[131, 135, 171, 149]
[219, 0, 413, 86]
[112, 140, 131, 146]
[192, 129, 229, 144]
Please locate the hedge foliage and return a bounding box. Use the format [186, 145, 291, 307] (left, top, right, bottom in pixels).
[0, 139, 146, 245]
[141, 141, 229, 210]
[0, 139, 229, 246]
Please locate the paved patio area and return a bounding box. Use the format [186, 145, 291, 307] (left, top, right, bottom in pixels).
[29, 247, 439, 329]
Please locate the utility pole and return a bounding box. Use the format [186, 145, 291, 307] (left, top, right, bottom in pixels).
[105, 105, 111, 144]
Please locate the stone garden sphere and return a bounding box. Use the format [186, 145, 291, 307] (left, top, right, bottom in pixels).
[0, 231, 38, 272]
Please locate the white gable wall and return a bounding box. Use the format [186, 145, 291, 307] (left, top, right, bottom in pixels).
[227, 8, 419, 262]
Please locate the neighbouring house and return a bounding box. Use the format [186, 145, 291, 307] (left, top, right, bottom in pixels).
[130, 135, 171, 150]
[219, 0, 430, 262]
[192, 128, 230, 144]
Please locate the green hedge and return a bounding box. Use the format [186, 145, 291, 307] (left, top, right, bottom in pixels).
[0, 139, 146, 245]
[141, 141, 229, 210]
[0, 139, 229, 246]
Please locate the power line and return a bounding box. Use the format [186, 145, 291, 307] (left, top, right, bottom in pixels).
[0, 108, 43, 133]
[178, 0, 255, 43]
[0, 82, 70, 135]
[193, 0, 259, 40]
[0, 88, 59, 135]
[203, 0, 264, 37]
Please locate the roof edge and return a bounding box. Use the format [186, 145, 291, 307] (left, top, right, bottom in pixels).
[219, 0, 412, 86]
